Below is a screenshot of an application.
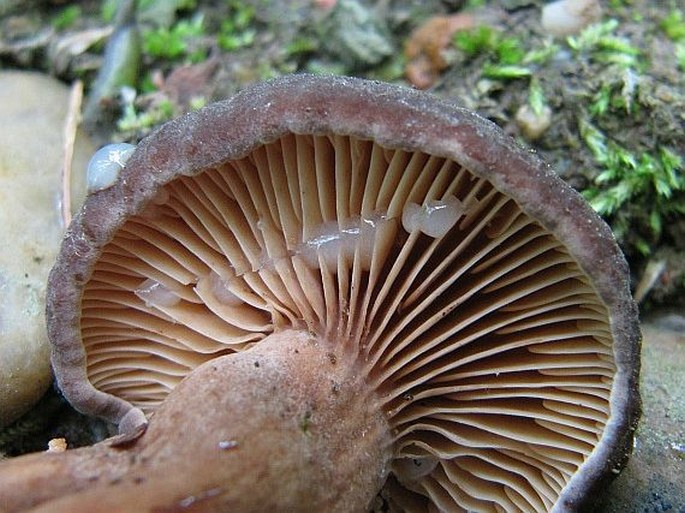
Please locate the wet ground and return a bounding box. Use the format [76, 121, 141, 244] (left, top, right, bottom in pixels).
[597, 317, 685, 513]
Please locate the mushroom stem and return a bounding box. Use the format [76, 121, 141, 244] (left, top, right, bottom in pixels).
[0, 330, 392, 512]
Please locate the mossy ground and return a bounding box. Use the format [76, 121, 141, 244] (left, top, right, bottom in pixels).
[2, 0, 681, 302]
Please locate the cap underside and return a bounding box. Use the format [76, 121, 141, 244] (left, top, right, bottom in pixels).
[79, 133, 614, 512]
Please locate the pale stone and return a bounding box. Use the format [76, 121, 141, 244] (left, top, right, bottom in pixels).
[515, 103, 553, 141]
[541, 0, 602, 37]
[0, 71, 93, 427]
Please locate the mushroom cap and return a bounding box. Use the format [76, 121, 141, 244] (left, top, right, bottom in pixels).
[47, 74, 640, 512]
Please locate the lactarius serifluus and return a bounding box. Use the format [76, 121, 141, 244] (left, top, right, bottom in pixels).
[0, 75, 641, 513]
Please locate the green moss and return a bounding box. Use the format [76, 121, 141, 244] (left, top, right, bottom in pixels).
[493, 37, 525, 65]
[217, 2, 257, 51]
[285, 37, 318, 57]
[660, 9, 685, 70]
[142, 14, 206, 61]
[482, 64, 531, 80]
[568, 19, 641, 68]
[454, 26, 497, 57]
[581, 117, 684, 255]
[660, 9, 685, 41]
[522, 41, 560, 65]
[588, 70, 639, 116]
[454, 26, 530, 81]
[534, 12, 684, 258]
[118, 94, 175, 133]
[527, 77, 547, 117]
[101, 0, 118, 23]
[676, 42, 685, 70]
[454, 26, 524, 64]
[52, 5, 81, 30]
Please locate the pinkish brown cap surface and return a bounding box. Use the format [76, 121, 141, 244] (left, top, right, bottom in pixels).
[47, 74, 640, 512]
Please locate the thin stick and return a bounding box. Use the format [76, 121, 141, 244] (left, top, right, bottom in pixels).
[60, 79, 83, 228]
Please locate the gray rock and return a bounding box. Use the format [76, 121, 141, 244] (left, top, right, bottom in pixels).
[319, 0, 394, 69]
[596, 322, 685, 512]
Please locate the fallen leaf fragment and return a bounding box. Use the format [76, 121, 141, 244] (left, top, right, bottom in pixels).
[405, 13, 474, 89]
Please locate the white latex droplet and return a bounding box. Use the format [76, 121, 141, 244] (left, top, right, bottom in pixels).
[356, 216, 386, 269]
[86, 143, 136, 193]
[402, 196, 464, 238]
[299, 214, 389, 271]
[392, 456, 439, 482]
[134, 279, 181, 308]
[301, 220, 345, 270]
[401, 202, 423, 234]
[421, 197, 464, 238]
[202, 271, 244, 306]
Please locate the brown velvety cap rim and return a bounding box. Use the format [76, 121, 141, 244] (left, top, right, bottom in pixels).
[47, 74, 640, 511]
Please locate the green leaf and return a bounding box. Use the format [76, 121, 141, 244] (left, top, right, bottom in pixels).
[595, 169, 616, 184]
[660, 147, 684, 181]
[597, 37, 640, 56]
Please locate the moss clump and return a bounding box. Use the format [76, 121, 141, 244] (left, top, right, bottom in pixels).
[436, 2, 684, 305]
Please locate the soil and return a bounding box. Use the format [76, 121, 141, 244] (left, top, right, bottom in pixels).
[0, 0, 683, 510]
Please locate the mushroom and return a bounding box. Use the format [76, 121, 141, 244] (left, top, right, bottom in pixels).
[0, 74, 640, 512]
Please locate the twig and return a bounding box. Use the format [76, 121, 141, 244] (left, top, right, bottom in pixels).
[60, 79, 83, 228]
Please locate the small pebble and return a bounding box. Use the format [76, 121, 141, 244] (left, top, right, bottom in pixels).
[515, 104, 552, 141]
[541, 0, 602, 37]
